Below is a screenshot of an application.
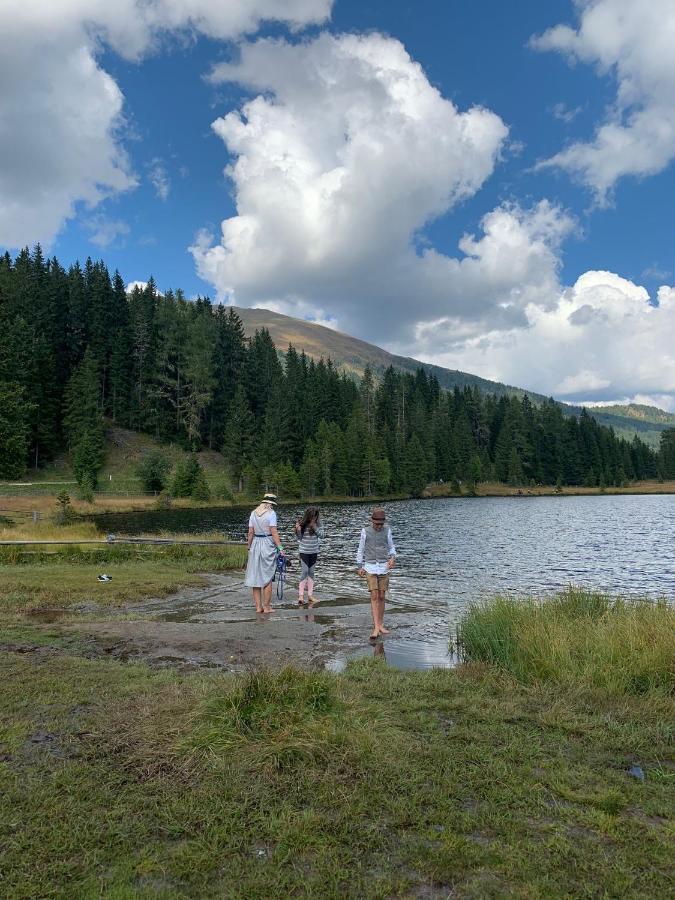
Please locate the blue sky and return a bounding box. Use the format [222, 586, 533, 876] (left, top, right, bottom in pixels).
[1, 1, 674, 408]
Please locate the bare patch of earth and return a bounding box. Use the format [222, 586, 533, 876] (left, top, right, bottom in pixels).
[58, 574, 455, 673]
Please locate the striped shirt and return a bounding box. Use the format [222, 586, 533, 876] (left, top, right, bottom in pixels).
[295, 522, 325, 554]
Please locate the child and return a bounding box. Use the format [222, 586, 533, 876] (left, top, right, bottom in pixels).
[295, 505, 324, 606]
[356, 507, 396, 640]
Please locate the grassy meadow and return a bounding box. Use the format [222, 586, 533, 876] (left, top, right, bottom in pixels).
[0, 521, 247, 622]
[1, 576, 673, 897]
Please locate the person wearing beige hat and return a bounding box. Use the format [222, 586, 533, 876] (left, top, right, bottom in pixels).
[245, 493, 285, 613]
[356, 507, 397, 640]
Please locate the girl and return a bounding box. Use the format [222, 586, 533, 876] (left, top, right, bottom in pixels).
[295, 505, 324, 606]
[245, 493, 285, 614]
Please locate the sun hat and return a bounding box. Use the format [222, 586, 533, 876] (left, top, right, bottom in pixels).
[260, 493, 277, 505]
[371, 507, 386, 522]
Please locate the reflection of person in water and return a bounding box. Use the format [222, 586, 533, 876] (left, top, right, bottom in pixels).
[372, 641, 386, 659]
[356, 506, 397, 641]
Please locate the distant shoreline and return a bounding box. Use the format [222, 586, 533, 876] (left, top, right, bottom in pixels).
[1, 479, 674, 519]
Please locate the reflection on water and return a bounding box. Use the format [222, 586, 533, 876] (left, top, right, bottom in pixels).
[326, 634, 461, 672]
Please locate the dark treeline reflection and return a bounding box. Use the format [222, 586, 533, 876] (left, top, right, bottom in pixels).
[0, 246, 664, 492]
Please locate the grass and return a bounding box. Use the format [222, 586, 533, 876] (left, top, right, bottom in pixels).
[459, 589, 675, 696]
[0, 527, 247, 619]
[0, 543, 672, 897]
[0, 652, 672, 898]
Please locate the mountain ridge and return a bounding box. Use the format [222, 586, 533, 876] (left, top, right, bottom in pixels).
[233, 306, 671, 448]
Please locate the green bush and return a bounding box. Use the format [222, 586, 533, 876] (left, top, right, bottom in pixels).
[211, 478, 234, 501]
[172, 454, 202, 498]
[191, 469, 211, 502]
[136, 451, 171, 493]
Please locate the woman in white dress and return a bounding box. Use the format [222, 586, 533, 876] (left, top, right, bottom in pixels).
[244, 493, 285, 613]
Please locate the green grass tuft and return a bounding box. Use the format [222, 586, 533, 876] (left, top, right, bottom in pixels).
[459, 588, 675, 695]
[186, 668, 384, 773]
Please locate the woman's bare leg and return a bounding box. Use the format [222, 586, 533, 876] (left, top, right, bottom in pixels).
[252, 588, 263, 614]
[262, 581, 273, 612]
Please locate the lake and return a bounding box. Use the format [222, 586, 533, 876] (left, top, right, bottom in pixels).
[94, 494, 674, 644]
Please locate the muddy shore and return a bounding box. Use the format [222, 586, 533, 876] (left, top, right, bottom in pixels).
[62, 573, 455, 673]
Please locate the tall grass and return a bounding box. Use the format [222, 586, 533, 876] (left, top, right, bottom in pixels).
[459, 588, 674, 695]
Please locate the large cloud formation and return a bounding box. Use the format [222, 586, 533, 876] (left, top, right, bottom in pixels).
[531, 0, 675, 199]
[191, 33, 555, 340]
[415, 271, 675, 411]
[0, 0, 333, 248]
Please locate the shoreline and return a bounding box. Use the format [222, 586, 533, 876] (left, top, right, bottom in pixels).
[1, 479, 674, 520]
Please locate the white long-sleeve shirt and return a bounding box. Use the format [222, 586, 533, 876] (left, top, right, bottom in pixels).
[356, 527, 397, 575]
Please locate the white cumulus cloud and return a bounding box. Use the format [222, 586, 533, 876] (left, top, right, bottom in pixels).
[0, 0, 333, 249]
[531, 0, 675, 199]
[414, 271, 675, 412]
[192, 32, 522, 340]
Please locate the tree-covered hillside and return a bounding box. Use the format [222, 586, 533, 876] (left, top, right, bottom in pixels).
[0, 247, 666, 494]
[233, 307, 672, 448]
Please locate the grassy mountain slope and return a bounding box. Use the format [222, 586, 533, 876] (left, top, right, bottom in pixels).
[589, 404, 675, 426]
[234, 307, 671, 447]
[234, 307, 545, 400]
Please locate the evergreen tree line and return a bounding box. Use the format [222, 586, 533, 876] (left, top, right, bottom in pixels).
[0, 246, 668, 494]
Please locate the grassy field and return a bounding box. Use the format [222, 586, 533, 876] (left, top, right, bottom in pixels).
[0, 523, 247, 622]
[0, 580, 673, 897]
[0, 651, 672, 898]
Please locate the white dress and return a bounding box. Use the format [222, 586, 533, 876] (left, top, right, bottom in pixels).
[244, 509, 278, 587]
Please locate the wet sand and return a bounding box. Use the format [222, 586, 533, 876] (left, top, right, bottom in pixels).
[65, 573, 456, 672]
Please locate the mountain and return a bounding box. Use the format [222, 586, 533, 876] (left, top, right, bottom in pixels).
[587, 404, 675, 426]
[233, 307, 671, 448]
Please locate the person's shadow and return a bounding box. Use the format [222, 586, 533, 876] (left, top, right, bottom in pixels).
[373, 641, 386, 661]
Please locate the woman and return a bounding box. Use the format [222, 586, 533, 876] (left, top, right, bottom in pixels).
[245, 493, 285, 613]
[294, 505, 324, 606]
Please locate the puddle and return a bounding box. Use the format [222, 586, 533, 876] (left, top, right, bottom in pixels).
[326, 636, 461, 673]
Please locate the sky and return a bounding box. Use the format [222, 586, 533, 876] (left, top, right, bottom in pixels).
[1, 0, 674, 410]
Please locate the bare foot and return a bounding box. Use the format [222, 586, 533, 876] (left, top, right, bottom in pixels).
[379, 626, 390, 635]
[308, 596, 319, 605]
[262, 607, 273, 614]
[369, 631, 380, 641]
[297, 598, 305, 607]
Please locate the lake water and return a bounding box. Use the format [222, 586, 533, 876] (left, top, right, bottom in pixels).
[95, 494, 674, 628]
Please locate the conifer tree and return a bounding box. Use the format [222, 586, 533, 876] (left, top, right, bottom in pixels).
[223, 384, 255, 492]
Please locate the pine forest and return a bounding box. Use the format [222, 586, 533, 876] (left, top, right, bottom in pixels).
[1, 247, 672, 495]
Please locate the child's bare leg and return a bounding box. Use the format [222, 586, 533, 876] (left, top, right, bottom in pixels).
[262, 581, 273, 612]
[378, 591, 389, 633]
[252, 588, 263, 613]
[369, 590, 380, 638]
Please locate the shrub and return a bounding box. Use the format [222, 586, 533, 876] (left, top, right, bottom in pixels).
[172, 454, 202, 498]
[136, 451, 171, 493]
[211, 478, 234, 502]
[191, 469, 211, 502]
[53, 491, 74, 525]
